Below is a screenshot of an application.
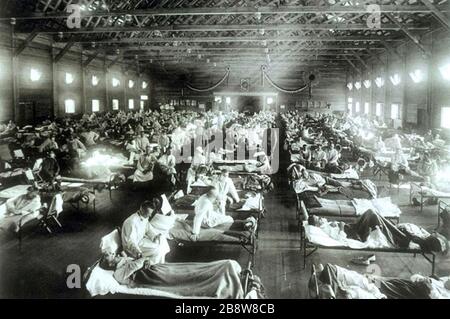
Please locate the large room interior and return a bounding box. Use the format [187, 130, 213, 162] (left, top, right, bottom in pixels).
[1, 0, 450, 300]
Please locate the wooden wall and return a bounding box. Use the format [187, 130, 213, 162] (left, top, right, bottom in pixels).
[0, 24, 154, 125]
[347, 29, 450, 132]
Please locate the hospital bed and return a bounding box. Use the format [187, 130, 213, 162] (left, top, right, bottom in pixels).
[410, 182, 450, 214]
[296, 197, 401, 226]
[308, 264, 450, 299]
[83, 229, 264, 299]
[299, 220, 436, 275]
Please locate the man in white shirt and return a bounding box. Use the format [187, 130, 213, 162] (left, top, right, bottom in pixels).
[121, 200, 170, 264]
[213, 168, 240, 214]
[190, 186, 234, 241]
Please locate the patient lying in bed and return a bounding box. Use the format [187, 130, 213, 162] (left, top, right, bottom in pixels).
[310, 263, 450, 299]
[307, 210, 448, 252]
[99, 252, 245, 299]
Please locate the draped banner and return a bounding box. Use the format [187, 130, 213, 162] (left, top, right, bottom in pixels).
[262, 66, 310, 94]
[185, 67, 230, 92]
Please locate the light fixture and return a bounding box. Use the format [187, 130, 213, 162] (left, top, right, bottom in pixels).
[409, 69, 424, 83]
[390, 74, 401, 86]
[128, 80, 135, 88]
[363, 80, 371, 89]
[347, 83, 353, 90]
[439, 63, 450, 81]
[112, 77, 120, 87]
[91, 75, 99, 86]
[354, 81, 361, 90]
[267, 97, 274, 105]
[375, 77, 385, 88]
[65, 72, 74, 84]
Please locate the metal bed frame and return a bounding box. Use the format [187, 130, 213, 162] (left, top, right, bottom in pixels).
[82, 228, 259, 298]
[410, 182, 450, 214]
[299, 222, 436, 276]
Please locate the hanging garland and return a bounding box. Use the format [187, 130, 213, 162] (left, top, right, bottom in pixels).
[262, 66, 310, 94]
[185, 67, 230, 92]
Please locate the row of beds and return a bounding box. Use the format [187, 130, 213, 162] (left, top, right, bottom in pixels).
[1, 132, 269, 298]
[285, 119, 450, 299]
[83, 159, 270, 299]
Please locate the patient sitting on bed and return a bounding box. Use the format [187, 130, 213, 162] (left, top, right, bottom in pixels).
[99, 252, 245, 298]
[289, 164, 343, 194]
[308, 210, 448, 253]
[309, 263, 450, 299]
[190, 186, 255, 241]
[2, 186, 41, 232]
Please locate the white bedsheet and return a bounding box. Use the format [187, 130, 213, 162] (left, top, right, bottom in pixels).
[304, 221, 419, 250]
[352, 197, 402, 217]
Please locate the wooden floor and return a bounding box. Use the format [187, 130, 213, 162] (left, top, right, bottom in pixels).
[1, 171, 449, 299]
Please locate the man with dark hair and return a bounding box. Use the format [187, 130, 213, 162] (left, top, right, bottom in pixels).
[121, 198, 170, 264]
[2, 186, 41, 232]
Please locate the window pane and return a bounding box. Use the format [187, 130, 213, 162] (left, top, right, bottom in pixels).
[128, 99, 134, 109]
[65, 99, 75, 114]
[92, 100, 100, 112]
[391, 104, 400, 120]
[441, 107, 450, 129]
[112, 99, 119, 110]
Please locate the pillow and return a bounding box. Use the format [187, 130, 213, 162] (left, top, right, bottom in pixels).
[85, 266, 121, 297]
[150, 213, 177, 233]
[100, 229, 121, 254]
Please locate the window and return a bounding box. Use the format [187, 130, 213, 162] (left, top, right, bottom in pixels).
[355, 102, 360, 113]
[142, 81, 148, 89]
[364, 102, 370, 114]
[441, 107, 450, 128]
[140, 101, 145, 110]
[390, 74, 401, 86]
[65, 99, 75, 114]
[375, 77, 385, 88]
[112, 99, 119, 110]
[140, 95, 148, 101]
[112, 78, 120, 87]
[391, 103, 400, 120]
[91, 75, 99, 86]
[354, 82, 361, 90]
[363, 80, 371, 89]
[376, 103, 383, 117]
[128, 80, 135, 88]
[347, 83, 353, 90]
[225, 97, 231, 104]
[128, 99, 134, 110]
[267, 97, 274, 105]
[30, 68, 42, 82]
[409, 69, 424, 83]
[65, 72, 74, 84]
[439, 63, 450, 81]
[92, 99, 100, 112]
[347, 98, 353, 114]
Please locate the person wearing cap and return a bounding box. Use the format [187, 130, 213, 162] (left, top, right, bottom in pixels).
[213, 168, 240, 214]
[121, 199, 170, 264]
[2, 186, 42, 233]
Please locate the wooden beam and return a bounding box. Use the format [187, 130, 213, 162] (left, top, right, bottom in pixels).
[343, 56, 361, 74]
[82, 50, 100, 67]
[107, 55, 120, 69]
[420, 0, 450, 31]
[62, 35, 403, 44]
[385, 13, 431, 57]
[17, 4, 449, 20]
[14, 31, 39, 56]
[54, 41, 75, 63]
[30, 23, 430, 34]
